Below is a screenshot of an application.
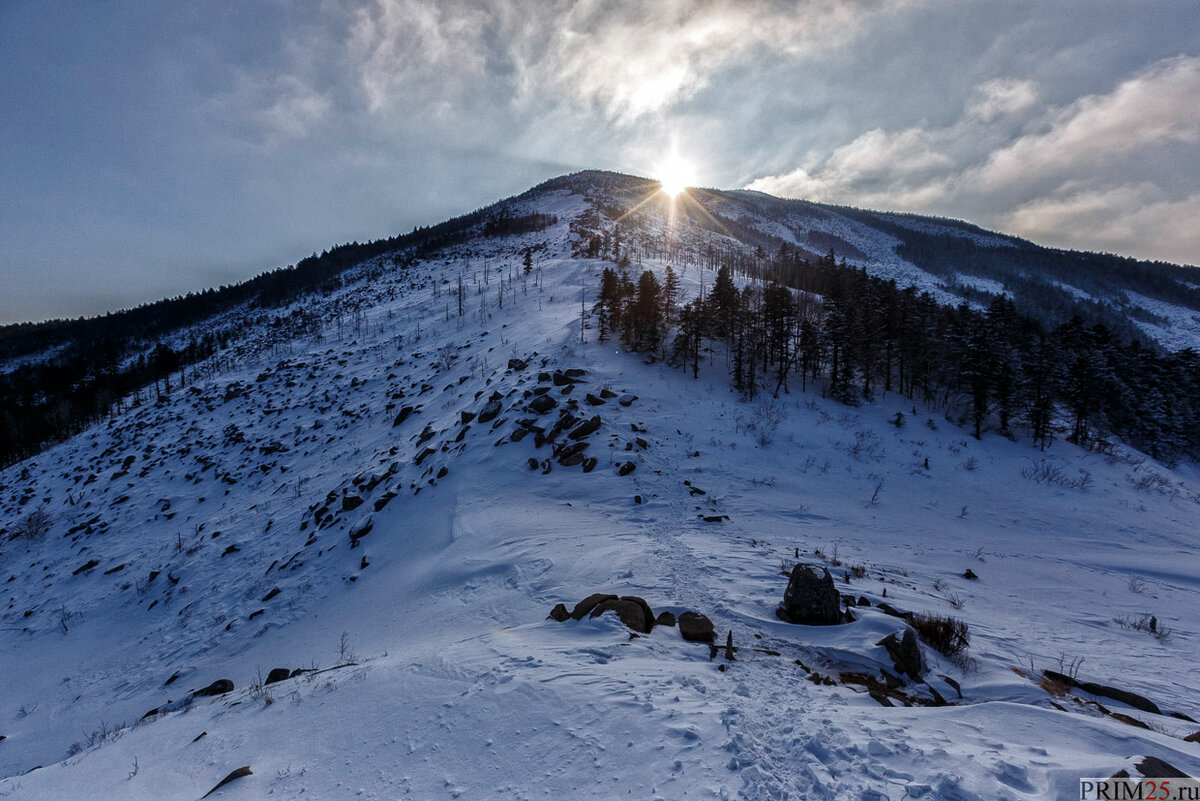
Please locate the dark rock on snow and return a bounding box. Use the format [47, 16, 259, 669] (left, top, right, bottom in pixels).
[877, 628, 924, 680]
[589, 598, 652, 634]
[678, 611, 714, 643]
[547, 603, 571, 622]
[194, 679, 234, 697]
[265, 668, 292, 685]
[776, 564, 842, 625]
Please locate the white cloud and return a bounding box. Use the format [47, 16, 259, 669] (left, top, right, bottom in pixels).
[342, 0, 910, 122]
[1005, 184, 1200, 266]
[966, 78, 1038, 122]
[746, 56, 1200, 265]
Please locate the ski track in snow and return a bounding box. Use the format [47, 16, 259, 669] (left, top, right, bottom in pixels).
[2, 184, 1200, 800]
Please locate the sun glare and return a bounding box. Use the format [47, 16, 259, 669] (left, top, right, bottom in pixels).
[657, 157, 694, 199]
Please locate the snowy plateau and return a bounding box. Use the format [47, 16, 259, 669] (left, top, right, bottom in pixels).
[2, 172, 1199, 800]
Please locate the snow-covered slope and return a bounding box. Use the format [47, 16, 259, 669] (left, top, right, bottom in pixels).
[3, 175, 1200, 800]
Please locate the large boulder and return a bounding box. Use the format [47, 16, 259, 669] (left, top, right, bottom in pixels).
[570, 593, 618, 620]
[678, 611, 714, 643]
[776, 564, 842, 625]
[547, 603, 570, 622]
[589, 598, 651, 634]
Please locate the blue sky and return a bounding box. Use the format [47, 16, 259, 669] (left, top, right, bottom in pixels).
[2, 0, 1198, 324]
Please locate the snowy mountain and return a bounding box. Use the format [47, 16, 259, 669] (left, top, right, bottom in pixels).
[2, 171, 1199, 799]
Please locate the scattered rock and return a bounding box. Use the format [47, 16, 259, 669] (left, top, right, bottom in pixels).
[1042, 671, 1162, 715]
[507, 358, 528, 371]
[1134, 756, 1190, 779]
[342, 494, 364, 512]
[547, 603, 570, 622]
[261, 587, 281, 602]
[618, 394, 637, 407]
[776, 564, 842, 625]
[585, 393, 606, 406]
[460, 410, 476, 424]
[349, 517, 373, 545]
[568, 415, 602, 440]
[527, 458, 540, 471]
[963, 568, 978, 580]
[618, 461, 636, 476]
[678, 611, 714, 643]
[194, 679, 234, 697]
[392, 406, 414, 427]
[655, 611, 676, 628]
[72, 559, 100, 576]
[265, 668, 291, 685]
[202, 766, 253, 798]
[1183, 731, 1200, 743]
[600, 388, 618, 399]
[528, 394, 557, 415]
[878, 629, 925, 680]
[478, 399, 503, 424]
[581, 457, 598, 473]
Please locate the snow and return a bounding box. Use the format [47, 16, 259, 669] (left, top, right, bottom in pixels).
[1123, 290, 1200, 352]
[3, 183, 1200, 800]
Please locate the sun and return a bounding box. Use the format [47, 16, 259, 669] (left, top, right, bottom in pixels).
[656, 156, 695, 199]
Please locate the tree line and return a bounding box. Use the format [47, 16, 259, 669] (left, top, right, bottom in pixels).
[595, 246, 1200, 464]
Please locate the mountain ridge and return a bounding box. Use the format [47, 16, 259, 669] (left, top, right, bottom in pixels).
[2, 176, 1200, 798]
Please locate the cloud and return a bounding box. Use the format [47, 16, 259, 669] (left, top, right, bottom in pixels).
[342, 0, 909, 123]
[746, 56, 1200, 265]
[966, 78, 1039, 122]
[1005, 184, 1200, 266]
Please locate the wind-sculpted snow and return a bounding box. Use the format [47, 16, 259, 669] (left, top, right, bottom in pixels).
[2, 179, 1199, 799]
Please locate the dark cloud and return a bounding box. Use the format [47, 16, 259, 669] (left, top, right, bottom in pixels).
[2, 0, 1198, 323]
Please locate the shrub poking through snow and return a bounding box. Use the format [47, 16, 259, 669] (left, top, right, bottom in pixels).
[909, 613, 969, 658]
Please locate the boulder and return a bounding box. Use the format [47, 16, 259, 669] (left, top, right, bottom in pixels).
[877, 629, 924, 680]
[600, 388, 618, 399]
[265, 668, 291, 685]
[194, 679, 234, 697]
[678, 611, 715, 643]
[585, 393, 606, 406]
[655, 611, 677, 628]
[348, 517, 373, 544]
[528, 394, 557, 415]
[618, 461, 637, 476]
[776, 564, 842, 625]
[618, 394, 637, 407]
[620, 596, 655, 630]
[392, 406, 415, 427]
[478, 399, 503, 424]
[581, 457, 598, 473]
[590, 598, 651, 634]
[342, 494, 364, 512]
[571, 593, 618, 620]
[568, 416, 602, 440]
[507, 358, 528, 371]
[547, 603, 570, 622]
